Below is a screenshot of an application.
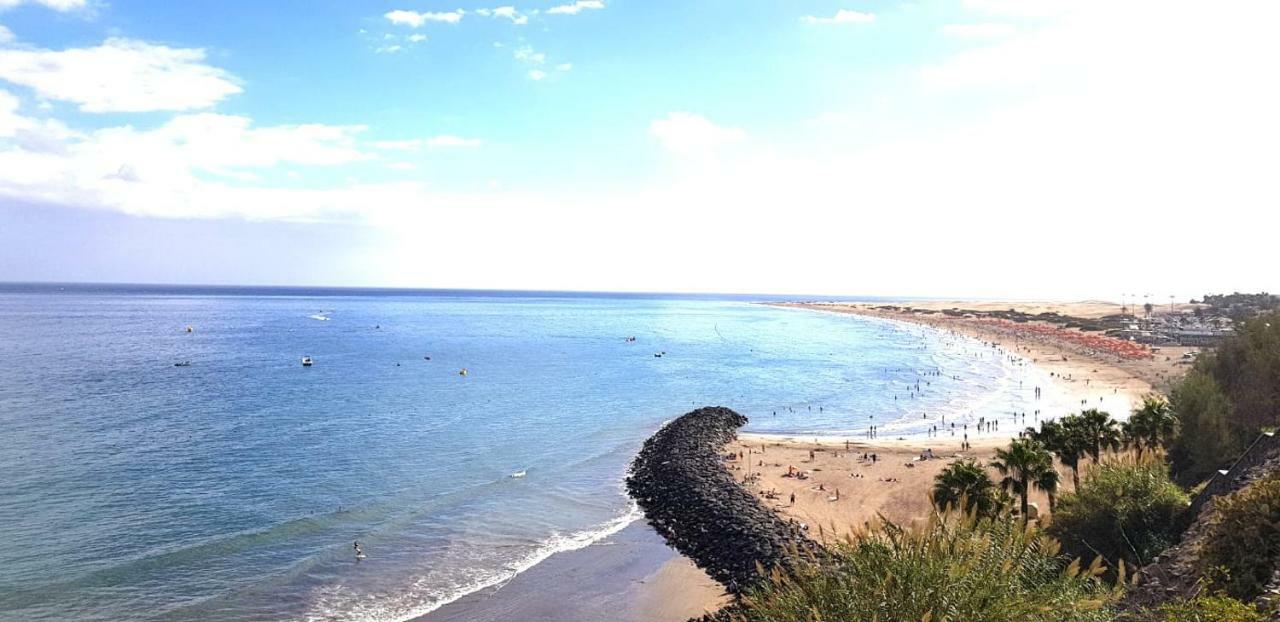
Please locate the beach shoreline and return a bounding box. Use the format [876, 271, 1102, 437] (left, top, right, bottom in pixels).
[716, 300, 1191, 546]
[626, 299, 1185, 619]
[425, 299, 1186, 622]
[416, 521, 727, 622]
[770, 301, 1194, 392]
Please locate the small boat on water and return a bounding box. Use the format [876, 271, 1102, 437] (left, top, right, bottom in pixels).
[301, 356, 314, 367]
[174, 361, 191, 367]
[510, 470, 527, 478]
[459, 368, 468, 376]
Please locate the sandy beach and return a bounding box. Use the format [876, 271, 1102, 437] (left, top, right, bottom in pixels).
[420, 522, 728, 622]
[774, 301, 1195, 392]
[717, 300, 1190, 544]
[622, 299, 1191, 620]
[724, 436, 1037, 541]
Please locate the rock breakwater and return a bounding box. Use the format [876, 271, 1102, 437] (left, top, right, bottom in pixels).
[626, 406, 821, 596]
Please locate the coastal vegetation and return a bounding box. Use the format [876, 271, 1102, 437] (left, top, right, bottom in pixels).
[932, 459, 1006, 518]
[1047, 462, 1189, 570]
[1168, 313, 1280, 484]
[1198, 293, 1280, 321]
[1079, 409, 1124, 465]
[640, 309, 1280, 621]
[731, 512, 1117, 622]
[1200, 474, 1280, 601]
[1152, 595, 1267, 622]
[992, 438, 1059, 519]
[1122, 398, 1179, 461]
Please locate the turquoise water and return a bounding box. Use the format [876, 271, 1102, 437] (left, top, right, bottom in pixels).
[0, 287, 1089, 621]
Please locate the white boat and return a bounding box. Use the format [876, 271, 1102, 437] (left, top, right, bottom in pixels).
[510, 470, 527, 478]
[301, 356, 314, 367]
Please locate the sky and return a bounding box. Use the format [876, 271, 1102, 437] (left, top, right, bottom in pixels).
[0, 0, 1277, 299]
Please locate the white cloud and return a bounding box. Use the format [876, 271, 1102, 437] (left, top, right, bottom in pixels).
[941, 23, 1016, 38]
[477, 6, 528, 24]
[94, 113, 370, 169]
[0, 38, 241, 112]
[0, 111, 378, 218]
[384, 9, 465, 27]
[407, 34, 427, 43]
[375, 44, 403, 54]
[513, 44, 567, 79]
[0, 24, 13, 43]
[649, 112, 745, 156]
[0, 0, 86, 11]
[547, 1, 603, 16]
[513, 45, 545, 64]
[5, 0, 1279, 298]
[0, 88, 30, 136]
[802, 10, 875, 25]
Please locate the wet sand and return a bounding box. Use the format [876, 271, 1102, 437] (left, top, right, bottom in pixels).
[418, 522, 727, 622]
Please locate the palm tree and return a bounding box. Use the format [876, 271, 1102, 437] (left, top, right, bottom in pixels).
[933, 459, 1002, 517]
[1029, 417, 1088, 489]
[1035, 463, 1061, 514]
[991, 439, 1056, 522]
[1024, 419, 1063, 446]
[1123, 397, 1179, 459]
[1078, 409, 1122, 464]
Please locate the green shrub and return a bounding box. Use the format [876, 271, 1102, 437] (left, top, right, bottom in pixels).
[1169, 313, 1280, 485]
[1168, 370, 1238, 485]
[1153, 594, 1265, 622]
[1048, 461, 1189, 570]
[731, 512, 1117, 622]
[1201, 475, 1280, 601]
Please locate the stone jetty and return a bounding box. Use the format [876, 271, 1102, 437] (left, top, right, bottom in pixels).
[626, 406, 822, 597]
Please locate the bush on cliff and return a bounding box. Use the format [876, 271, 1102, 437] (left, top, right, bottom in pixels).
[1167, 370, 1238, 485]
[1151, 595, 1265, 622]
[1047, 461, 1189, 571]
[730, 512, 1117, 622]
[1201, 474, 1280, 601]
[1168, 312, 1280, 485]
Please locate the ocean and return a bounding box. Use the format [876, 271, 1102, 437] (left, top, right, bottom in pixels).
[0, 285, 1118, 621]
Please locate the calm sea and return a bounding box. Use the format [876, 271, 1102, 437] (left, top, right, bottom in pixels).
[0, 285, 1102, 621]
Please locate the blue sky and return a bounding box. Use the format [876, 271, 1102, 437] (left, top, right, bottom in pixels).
[1, 0, 1278, 297]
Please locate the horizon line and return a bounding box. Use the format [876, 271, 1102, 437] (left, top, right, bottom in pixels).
[0, 280, 1023, 302]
